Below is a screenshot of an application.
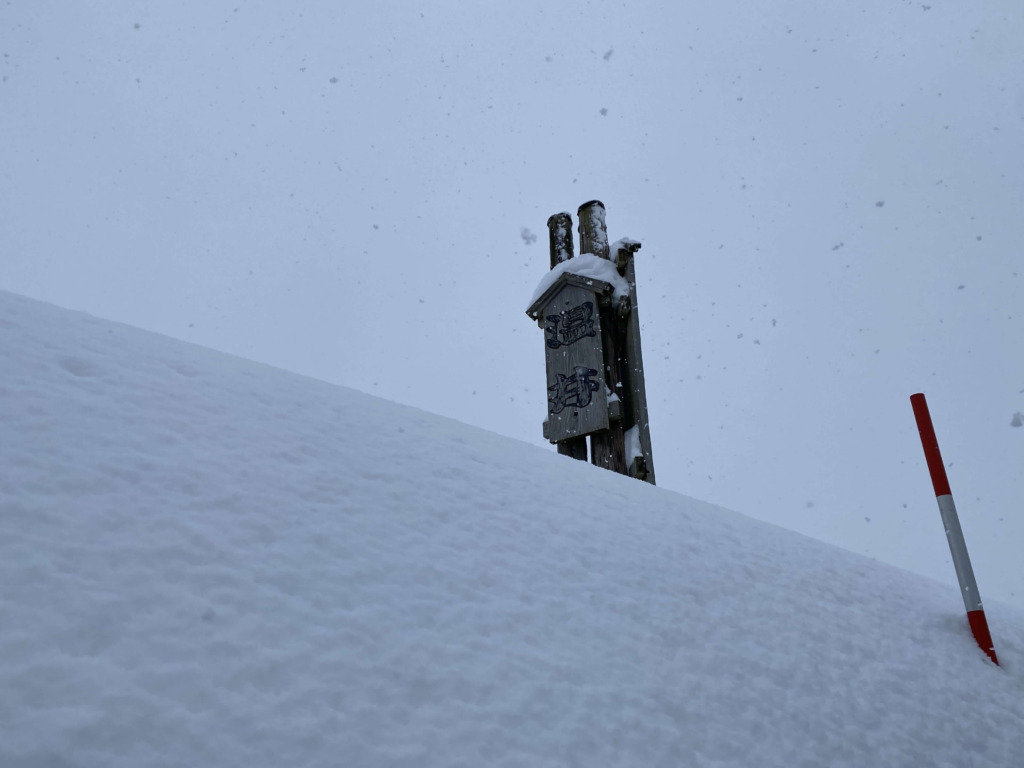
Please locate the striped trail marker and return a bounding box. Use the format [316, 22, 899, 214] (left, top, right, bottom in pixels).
[910, 392, 998, 665]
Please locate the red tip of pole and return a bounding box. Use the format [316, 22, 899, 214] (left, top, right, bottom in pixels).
[967, 610, 999, 665]
[910, 393, 952, 497]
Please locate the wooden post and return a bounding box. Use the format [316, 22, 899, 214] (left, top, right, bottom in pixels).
[577, 200, 609, 259]
[578, 201, 628, 475]
[547, 212, 587, 461]
[547, 212, 574, 268]
[615, 240, 656, 484]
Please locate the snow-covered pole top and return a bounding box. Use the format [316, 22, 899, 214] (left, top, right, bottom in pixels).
[577, 200, 609, 260]
[547, 212, 574, 268]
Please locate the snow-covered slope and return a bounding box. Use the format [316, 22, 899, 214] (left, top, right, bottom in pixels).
[2, 289, 1022, 767]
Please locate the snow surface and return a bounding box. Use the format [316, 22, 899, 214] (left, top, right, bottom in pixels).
[625, 424, 643, 463]
[528, 253, 632, 308]
[610, 237, 641, 254]
[2, 289, 1023, 767]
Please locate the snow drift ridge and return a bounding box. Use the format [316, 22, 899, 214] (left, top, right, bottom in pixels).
[1, 290, 1022, 767]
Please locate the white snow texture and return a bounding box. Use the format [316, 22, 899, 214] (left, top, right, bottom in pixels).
[1, 290, 1023, 767]
[529, 253, 632, 308]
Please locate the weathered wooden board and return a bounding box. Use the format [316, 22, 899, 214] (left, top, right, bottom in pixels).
[541, 282, 609, 443]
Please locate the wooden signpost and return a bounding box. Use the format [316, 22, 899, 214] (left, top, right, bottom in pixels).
[526, 201, 656, 484]
[533, 274, 612, 442]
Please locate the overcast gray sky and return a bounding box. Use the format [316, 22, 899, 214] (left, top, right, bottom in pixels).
[3, 0, 1022, 608]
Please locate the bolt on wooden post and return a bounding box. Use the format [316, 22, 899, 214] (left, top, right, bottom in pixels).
[526, 201, 656, 484]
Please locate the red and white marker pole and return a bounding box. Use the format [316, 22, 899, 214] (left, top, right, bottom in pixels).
[910, 393, 998, 665]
